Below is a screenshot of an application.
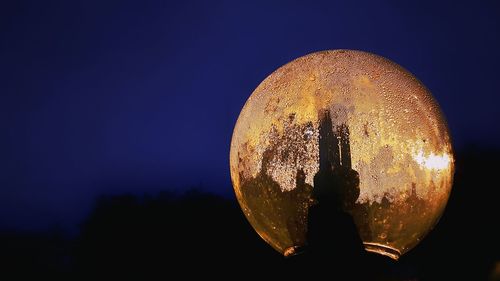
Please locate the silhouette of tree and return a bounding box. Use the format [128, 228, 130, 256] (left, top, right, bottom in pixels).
[1, 143, 498, 281]
[287, 169, 314, 247]
[299, 109, 367, 279]
[238, 115, 315, 254]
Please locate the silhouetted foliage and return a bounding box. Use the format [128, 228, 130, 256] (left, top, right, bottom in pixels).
[72, 190, 287, 279]
[0, 146, 498, 280]
[297, 109, 369, 279]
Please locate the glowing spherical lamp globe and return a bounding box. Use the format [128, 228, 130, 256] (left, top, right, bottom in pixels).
[229, 50, 454, 260]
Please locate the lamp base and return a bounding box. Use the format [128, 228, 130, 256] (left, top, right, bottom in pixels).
[363, 242, 401, 260]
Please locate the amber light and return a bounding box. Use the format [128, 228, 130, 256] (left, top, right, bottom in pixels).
[230, 50, 454, 260]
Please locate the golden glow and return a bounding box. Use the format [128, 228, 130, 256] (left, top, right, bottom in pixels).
[230, 50, 454, 260]
[413, 149, 452, 171]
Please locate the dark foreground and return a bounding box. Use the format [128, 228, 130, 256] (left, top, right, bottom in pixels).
[0, 147, 499, 280]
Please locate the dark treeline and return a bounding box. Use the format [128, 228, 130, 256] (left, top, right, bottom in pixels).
[0, 146, 499, 280]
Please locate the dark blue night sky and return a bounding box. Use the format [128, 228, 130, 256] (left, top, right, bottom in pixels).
[1, 0, 499, 231]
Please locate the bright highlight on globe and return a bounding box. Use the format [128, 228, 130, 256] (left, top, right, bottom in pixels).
[230, 50, 454, 260]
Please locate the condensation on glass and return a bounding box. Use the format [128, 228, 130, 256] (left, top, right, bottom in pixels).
[230, 50, 454, 260]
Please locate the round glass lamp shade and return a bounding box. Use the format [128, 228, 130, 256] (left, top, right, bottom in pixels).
[229, 50, 454, 260]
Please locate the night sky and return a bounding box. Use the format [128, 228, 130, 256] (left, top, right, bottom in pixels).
[1, 0, 499, 232]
